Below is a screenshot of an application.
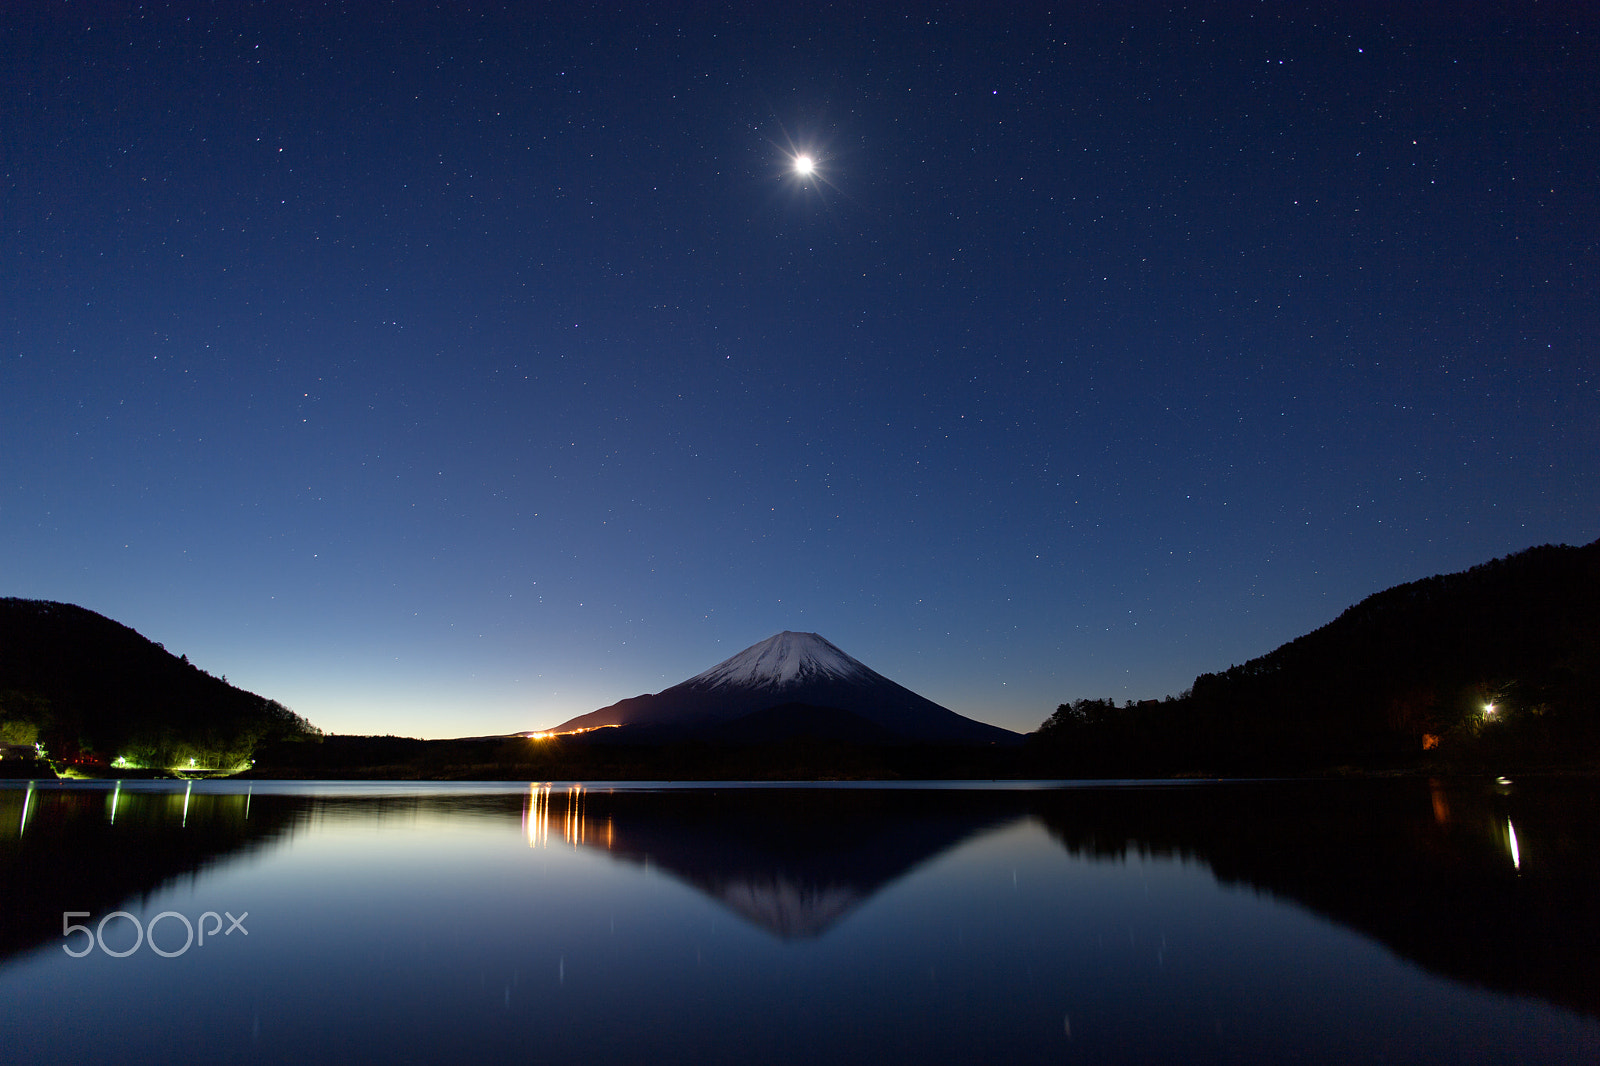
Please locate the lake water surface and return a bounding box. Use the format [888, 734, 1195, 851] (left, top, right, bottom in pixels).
[2, 777, 1597, 1064]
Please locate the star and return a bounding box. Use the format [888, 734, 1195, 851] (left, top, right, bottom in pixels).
[793, 153, 815, 177]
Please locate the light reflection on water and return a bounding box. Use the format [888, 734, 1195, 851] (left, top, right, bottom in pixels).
[0, 778, 1597, 1064]
[524, 781, 598, 850]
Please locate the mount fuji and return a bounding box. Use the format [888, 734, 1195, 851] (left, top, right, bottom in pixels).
[544, 631, 1020, 745]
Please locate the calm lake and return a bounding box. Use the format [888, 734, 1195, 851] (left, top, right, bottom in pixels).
[2, 777, 1597, 1064]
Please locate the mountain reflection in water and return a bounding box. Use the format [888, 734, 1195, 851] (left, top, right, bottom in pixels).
[510, 779, 1600, 1017]
[521, 784, 1025, 938]
[1029, 778, 1600, 1019]
[0, 781, 298, 963]
[3, 777, 1598, 1029]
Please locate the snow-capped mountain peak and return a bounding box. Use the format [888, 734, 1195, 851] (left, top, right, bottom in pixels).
[686, 631, 875, 691]
[543, 630, 1020, 744]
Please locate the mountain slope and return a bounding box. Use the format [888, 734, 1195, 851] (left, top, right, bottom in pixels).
[548, 631, 1019, 744]
[0, 598, 318, 767]
[1189, 539, 1600, 744]
[1036, 538, 1600, 770]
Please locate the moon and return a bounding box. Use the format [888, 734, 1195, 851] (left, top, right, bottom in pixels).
[793, 153, 816, 177]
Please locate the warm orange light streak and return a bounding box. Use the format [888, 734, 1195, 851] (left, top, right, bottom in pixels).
[525, 783, 554, 847]
[564, 784, 587, 847]
[526, 784, 596, 849]
[524, 724, 620, 741]
[1429, 785, 1450, 826]
[531, 777, 544, 845]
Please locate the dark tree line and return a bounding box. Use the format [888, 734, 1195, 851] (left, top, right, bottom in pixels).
[0, 598, 320, 770]
[1032, 540, 1600, 774]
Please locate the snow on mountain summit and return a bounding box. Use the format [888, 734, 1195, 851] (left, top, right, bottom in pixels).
[543, 630, 1020, 743]
[686, 631, 875, 691]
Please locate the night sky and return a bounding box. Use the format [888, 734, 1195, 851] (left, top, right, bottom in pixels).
[4, 4, 1595, 738]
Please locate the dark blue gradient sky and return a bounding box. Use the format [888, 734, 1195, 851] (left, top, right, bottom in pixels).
[4, 4, 1595, 737]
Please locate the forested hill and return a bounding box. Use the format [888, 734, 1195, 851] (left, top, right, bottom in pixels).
[0, 598, 317, 770]
[1191, 539, 1599, 742]
[1037, 540, 1600, 772]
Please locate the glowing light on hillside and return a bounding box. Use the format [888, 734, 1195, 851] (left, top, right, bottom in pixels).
[524, 725, 618, 741]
